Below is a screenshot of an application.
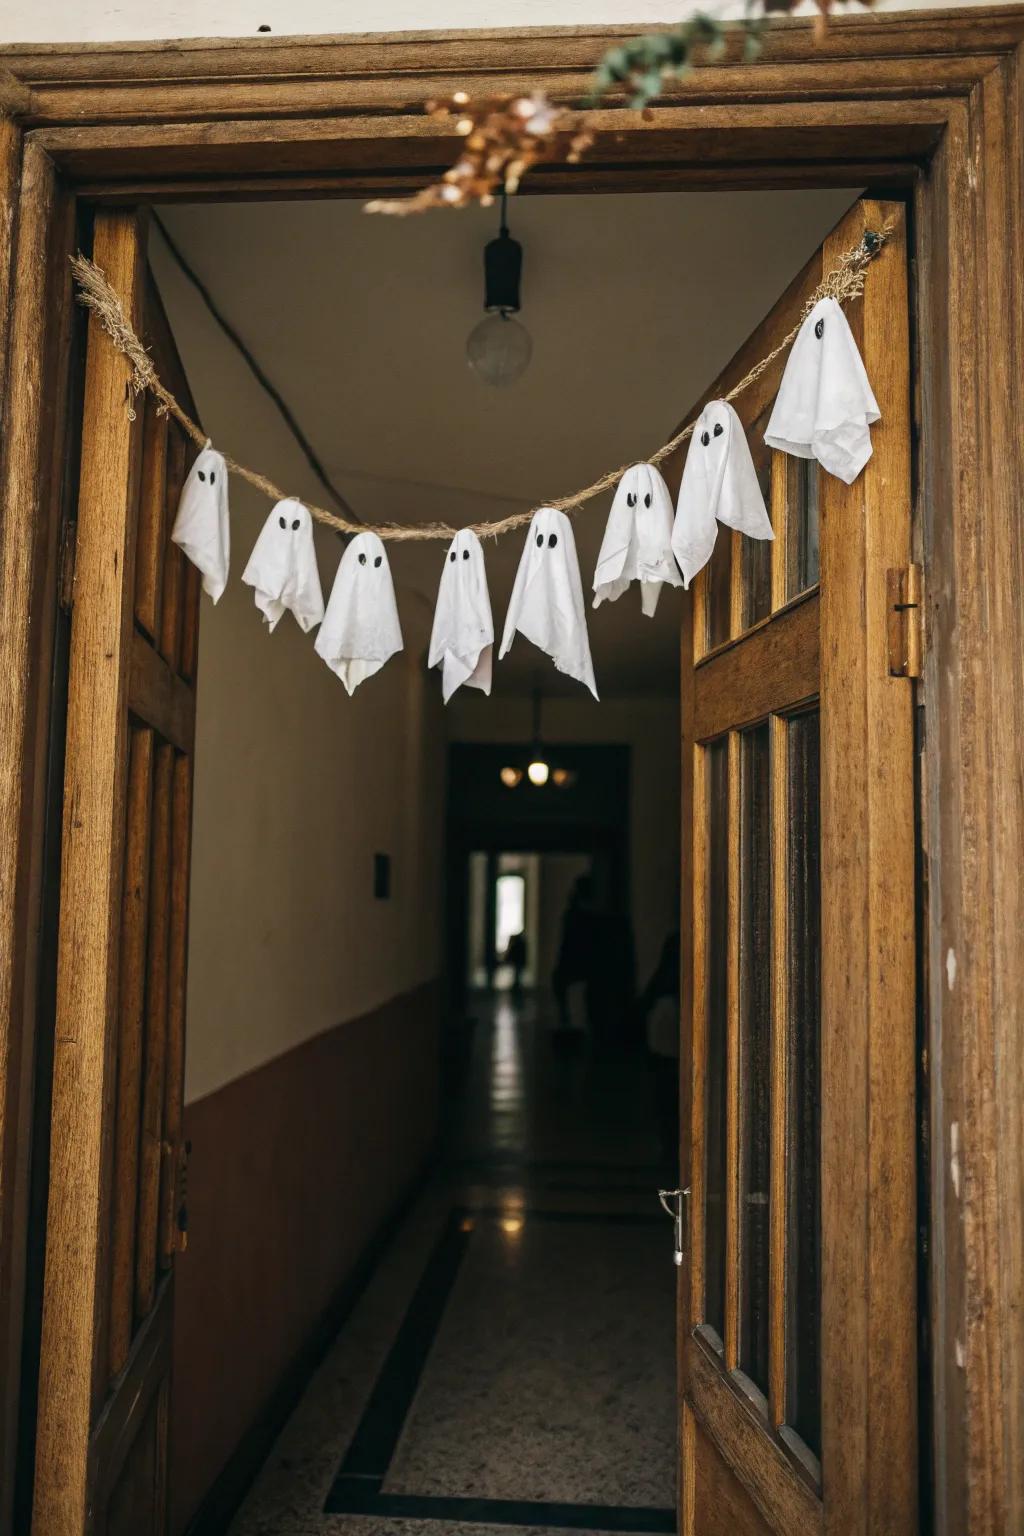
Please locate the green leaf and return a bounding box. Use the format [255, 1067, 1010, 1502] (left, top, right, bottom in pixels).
[642, 66, 664, 100]
[591, 5, 777, 112]
[602, 46, 630, 81]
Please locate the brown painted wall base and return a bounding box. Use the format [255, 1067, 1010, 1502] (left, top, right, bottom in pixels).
[170, 980, 442, 1536]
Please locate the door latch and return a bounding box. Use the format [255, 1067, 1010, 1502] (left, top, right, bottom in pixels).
[658, 1187, 690, 1266]
[887, 563, 923, 678]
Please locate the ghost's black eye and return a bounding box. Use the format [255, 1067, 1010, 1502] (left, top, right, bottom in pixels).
[644, 492, 652, 508]
[278, 515, 286, 529]
[815, 318, 825, 339]
[198, 470, 206, 482]
[713, 422, 724, 438]
[627, 492, 636, 508]
[536, 533, 543, 547]
[462, 548, 470, 560]
[449, 551, 456, 563]
[374, 555, 382, 568]
[210, 471, 216, 484]
[291, 518, 300, 531]
[358, 553, 367, 566]
[548, 533, 558, 549]
[701, 431, 710, 447]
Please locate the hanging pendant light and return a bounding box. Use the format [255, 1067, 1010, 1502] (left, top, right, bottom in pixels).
[466, 191, 532, 387]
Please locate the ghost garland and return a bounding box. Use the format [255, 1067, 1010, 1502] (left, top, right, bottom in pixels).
[672, 400, 775, 589]
[84, 230, 886, 703]
[171, 445, 230, 603]
[429, 530, 494, 702]
[593, 463, 681, 617]
[764, 296, 880, 483]
[316, 532, 404, 695]
[501, 508, 598, 699]
[241, 498, 324, 633]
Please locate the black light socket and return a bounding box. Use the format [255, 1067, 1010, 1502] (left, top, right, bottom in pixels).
[483, 228, 523, 315]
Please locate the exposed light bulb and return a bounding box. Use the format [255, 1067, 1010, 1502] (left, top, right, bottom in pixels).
[467, 312, 532, 387]
[499, 765, 523, 788]
[527, 758, 549, 787]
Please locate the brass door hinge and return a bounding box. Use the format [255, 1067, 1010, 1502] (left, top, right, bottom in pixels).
[158, 1137, 190, 1267]
[887, 563, 923, 678]
[57, 519, 78, 614]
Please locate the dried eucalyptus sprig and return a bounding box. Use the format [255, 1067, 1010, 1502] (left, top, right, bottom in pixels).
[591, 0, 875, 110]
[588, 12, 736, 111]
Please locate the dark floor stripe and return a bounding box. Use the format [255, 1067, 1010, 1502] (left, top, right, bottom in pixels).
[324, 1483, 676, 1532]
[335, 1210, 471, 1481]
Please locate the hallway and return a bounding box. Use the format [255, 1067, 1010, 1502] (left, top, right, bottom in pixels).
[226, 992, 678, 1535]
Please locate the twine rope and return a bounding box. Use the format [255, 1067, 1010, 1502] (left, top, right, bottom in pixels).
[70, 226, 887, 544]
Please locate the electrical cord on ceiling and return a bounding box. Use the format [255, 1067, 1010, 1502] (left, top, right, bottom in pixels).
[151, 212, 361, 528]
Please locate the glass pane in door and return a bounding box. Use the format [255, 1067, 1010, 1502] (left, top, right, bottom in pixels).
[787, 458, 820, 596]
[786, 710, 822, 1457]
[705, 536, 732, 651]
[704, 738, 730, 1342]
[739, 723, 772, 1392]
[741, 408, 774, 630]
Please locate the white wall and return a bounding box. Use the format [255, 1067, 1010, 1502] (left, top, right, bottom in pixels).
[149, 238, 446, 1106]
[449, 693, 681, 984]
[0, 0, 1009, 42]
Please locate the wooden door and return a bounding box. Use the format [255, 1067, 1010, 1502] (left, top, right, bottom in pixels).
[675, 200, 917, 1535]
[32, 210, 200, 1535]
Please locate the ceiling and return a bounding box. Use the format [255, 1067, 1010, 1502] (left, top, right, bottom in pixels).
[153, 186, 854, 698]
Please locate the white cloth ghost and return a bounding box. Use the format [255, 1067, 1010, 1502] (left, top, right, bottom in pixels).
[671, 400, 774, 589]
[315, 531, 403, 695]
[171, 445, 230, 603]
[593, 462, 682, 618]
[764, 296, 880, 484]
[500, 507, 597, 699]
[241, 498, 324, 634]
[428, 530, 493, 703]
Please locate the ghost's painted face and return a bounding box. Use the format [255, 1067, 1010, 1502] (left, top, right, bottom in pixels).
[347, 533, 387, 576]
[624, 471, 654, 512]
[446, 531, 474, 567]
[277, 509, 303, 533]
[694, 403, 732, 485]
[697, 405, 729, 452]
[195, 462, 218, 488]
[534, 525, 560, 553]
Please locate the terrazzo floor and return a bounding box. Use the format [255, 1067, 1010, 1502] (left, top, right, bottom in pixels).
[226, 991, 679, 1536]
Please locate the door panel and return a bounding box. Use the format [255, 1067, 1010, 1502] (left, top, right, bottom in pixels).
[687, 1409, 773, 1536]
[33, 210, 199, 1536]
[676, 199, 916, 1536]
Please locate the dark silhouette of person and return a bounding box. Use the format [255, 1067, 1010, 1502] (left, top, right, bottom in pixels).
[502, 930, 528, 995]
[552, 875, 597, 1031]
[552, 875, 635, 1052]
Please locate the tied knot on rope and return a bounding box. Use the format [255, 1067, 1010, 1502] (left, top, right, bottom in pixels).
[69, 223, 888, 543]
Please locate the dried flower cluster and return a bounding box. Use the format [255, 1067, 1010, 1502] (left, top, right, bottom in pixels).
[364, 92, 593, 217]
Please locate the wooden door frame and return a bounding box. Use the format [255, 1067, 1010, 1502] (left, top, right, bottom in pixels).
[0, 10, 1021, 1534]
